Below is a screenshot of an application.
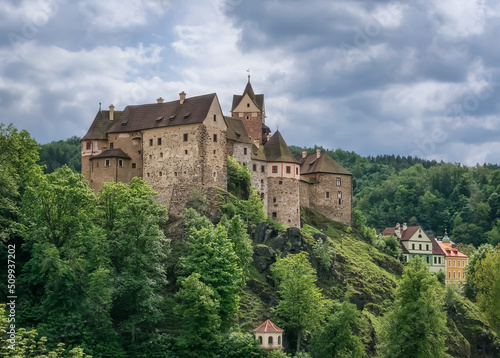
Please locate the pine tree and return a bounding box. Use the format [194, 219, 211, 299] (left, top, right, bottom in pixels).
[378, 256, 448, 358]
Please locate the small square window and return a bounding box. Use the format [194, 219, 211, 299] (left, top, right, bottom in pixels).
[338, 199, 342, 205]
[118, 159, 123, 167]
[160, 152, 164, 158]
[273, 197, 277, 203]
[279, 181, 283, 185]
[412, 244, 415, 250]
[110, 142, 114, 149]
[244, 148, 248, 155]
[132, 163, 136, 169]
[296, 167, 299, 175]
[183, 134, 188, 141]
[253, 164, 256, 171]
[159, 172, 162, 177]
[426, 244, 429, 251]
[147, 172, 150, 177]
[336, 177, 341, 186]
[185, 150, 188, 154]
[213, 134, 217, 142]
[157, 138, 162, 145]
[247, 103, 250, 107]
[149, 139, 153, 146]
[286, 166, 291, 174]
[419, 244, 422, 250]
[272, 166, 278, 173]
[105, 159, 110, 167]
[213, 114, 216, 121]
[213, 150, 216, 154]
[174, 172, 178, 176]
[272, 212, 277, 219]
[326, 192, 330, 198]
[261, 165, 265, 173]
[86, 142, 91, 150]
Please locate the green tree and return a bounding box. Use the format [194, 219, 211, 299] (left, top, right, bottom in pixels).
[174, 273, 221, 358]
[221, 214, 254, 281]
[464, 243, 495, 299]
[472, 249, 500, 333]
[179, 213, 242, 329]
[310, 301, 367, 358]
[227, 156, 251, 200]
[0, 305, 91, 357]
[19, 166, 102, 346]
[97, 178, 170, 342]
[38, 136, 81, 173]
[271, 252, 328, 352]
[378, 256, 448, 358]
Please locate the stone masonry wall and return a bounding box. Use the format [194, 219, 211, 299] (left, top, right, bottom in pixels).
[306, 173, 352, 226]
[299, 180, 310, 207]
[267, 177, 300, 228]
[249, 158, 268, 214]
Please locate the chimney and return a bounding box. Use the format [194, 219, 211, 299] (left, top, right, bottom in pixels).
[253, 139, 260, 148]
[179, 91, 186, 104]
[395, 223, 401, 239]
[316, 149, 321, 158]
[157, 97, 164, 103]
[302, 151, 307, 159]
[109, 104, 114, 121]
[267, 134, 272, 141]
[403, 222, 407, 231]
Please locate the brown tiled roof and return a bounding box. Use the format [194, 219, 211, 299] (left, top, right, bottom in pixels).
[82, 110, 122, 140]
[263, 131, 299, 163]
[432, 238, 446, 255]
[231, 81, 264, 111]
[90, 148, 131, 159]
[224, 116, 252, 144]
[253, 320, 284, 333]
[252, 144, 267, 161]
[107, 93, 217, 133]
[381, 226, 421, 241]
[300, 152, 351, 175]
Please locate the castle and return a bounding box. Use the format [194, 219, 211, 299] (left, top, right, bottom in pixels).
[81, 78, 352, 227]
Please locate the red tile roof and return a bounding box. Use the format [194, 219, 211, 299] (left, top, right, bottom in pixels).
[253, 320, 284, 333]
[437, 242, 468, 258]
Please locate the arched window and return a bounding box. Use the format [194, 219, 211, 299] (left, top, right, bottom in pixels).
[258, 336, 262, 344]
[268, 336, 273, 345]
[278, 336, 281, 345]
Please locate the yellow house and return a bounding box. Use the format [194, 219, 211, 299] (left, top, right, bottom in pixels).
[437, 231, 468, 286]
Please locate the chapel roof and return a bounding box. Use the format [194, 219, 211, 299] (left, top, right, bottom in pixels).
[253, 320, 284, 333]
[263, 131, 300, 163]
[299, 152, 352, 175]
[106, 93, 218, 133]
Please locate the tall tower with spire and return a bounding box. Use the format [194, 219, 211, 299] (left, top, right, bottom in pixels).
[231, 75, 269, 145]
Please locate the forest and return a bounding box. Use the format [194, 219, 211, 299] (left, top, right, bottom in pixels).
[1, 124, 500, 357]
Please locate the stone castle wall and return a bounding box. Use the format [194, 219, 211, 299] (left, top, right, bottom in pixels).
[305, 173, 352, 226]
[267, 177, 300, 228]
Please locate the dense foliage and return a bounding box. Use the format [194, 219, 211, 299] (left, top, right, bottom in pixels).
[38, 136, 81, 173]
[2, 125, 500, 357]
[292, 146, 500, 247]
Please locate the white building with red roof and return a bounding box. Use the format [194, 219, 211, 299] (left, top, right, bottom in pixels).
[253, 319, 284, 350]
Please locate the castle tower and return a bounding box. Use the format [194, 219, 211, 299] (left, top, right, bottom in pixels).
[231, 76, 270, 144]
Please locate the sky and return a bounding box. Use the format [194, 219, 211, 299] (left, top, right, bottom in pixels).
[1, 0, 500, 165]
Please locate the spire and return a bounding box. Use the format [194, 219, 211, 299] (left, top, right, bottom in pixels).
[442, 229, 451, 245]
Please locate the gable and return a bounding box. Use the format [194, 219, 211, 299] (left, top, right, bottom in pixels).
[232, 93, 261, 113]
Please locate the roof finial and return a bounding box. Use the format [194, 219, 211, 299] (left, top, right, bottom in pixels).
[246, 68, 250, 82]
[99, 102, 101, 112]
